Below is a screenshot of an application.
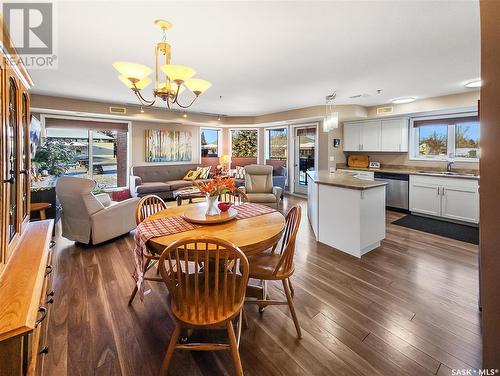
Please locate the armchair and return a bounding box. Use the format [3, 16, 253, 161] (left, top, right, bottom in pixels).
[242, 164, 283, 207]
[56, 176, 139, 245]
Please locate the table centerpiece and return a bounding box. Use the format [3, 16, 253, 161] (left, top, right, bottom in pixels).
[195, 176, 235, 216]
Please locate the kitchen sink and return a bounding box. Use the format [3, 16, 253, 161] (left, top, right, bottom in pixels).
[417, 171, 479, 177]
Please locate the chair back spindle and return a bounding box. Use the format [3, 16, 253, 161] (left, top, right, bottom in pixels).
[136, 195, 168, 225]
[219, 188, 249, 205]
[159, 237, 249, 325]
[273, 205, 301, 277]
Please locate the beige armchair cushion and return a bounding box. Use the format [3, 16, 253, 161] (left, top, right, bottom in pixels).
[56, 176, 139, 245]
[243, 164, 282, 206]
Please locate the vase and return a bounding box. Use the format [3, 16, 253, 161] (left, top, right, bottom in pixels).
[205, 194, 220, 216]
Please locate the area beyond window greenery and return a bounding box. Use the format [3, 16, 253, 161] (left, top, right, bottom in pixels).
[40, 128, 127, 188]
[266, 128, 287, 161]
[231, 130, 258, 158]
[411, 115, 479, 160]
[200, 128, 220, 157]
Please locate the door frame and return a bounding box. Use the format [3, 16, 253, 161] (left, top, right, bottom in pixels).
[290, 122, 319, 195]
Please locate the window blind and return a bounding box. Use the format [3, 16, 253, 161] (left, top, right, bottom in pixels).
[44, 117, 128, 131]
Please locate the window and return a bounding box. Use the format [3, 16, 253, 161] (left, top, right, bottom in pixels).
[455, 121, 480, 159]
[39, 120, 129, 188]
[200, 128, 220, 157]
[411, 114, 479, 161]
[266, 128, 287, 163]
[230, 130, 258, 165]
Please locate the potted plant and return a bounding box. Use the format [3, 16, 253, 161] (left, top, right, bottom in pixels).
[195, 177, 235, 216]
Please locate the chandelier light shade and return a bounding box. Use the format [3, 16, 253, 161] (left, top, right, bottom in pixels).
[161, 64, 196, 83]
[112, 19, 211, 110]
[185, 78, 212, 95]
[324, 91, 339, 132]
[113, 62, 152, 80]
[324, 111, 339, 131]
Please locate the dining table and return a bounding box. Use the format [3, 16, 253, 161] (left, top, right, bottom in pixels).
[140, 202, 286, 300]
[144, 202, 286, 256]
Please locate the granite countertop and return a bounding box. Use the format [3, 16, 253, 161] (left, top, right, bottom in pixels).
[337, 165, 480, 180]
[307, 170, 387, 190]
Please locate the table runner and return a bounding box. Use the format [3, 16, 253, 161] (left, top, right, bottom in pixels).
[133, 203, 277, 300]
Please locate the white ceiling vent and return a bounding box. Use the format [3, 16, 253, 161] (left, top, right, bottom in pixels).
[348, 93, 370, 99]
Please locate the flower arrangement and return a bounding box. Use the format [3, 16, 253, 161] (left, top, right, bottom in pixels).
[195, 176, 235, 197]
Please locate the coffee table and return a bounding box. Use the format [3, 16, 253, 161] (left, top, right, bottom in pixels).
[172, 187, 205, 206]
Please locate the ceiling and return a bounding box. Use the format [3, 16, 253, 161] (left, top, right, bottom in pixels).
[28, 0, 480, 116]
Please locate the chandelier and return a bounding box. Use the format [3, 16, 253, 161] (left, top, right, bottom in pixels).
[323, 91, 339, 132]
[112, 19, 211, 110]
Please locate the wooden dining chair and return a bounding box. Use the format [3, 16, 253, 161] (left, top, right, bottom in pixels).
[244, 205, 302, 338]
[219, 188, 249, 205]
[158, 237, 249, 376]
[135, 194, 168, 225]
[128, 195, 168, 305]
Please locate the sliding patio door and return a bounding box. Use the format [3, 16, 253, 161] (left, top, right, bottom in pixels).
[293, 126, 317, 195]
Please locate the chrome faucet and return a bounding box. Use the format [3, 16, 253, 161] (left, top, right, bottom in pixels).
[447, 161, 454, 172]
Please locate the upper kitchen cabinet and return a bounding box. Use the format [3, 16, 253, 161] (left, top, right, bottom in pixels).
[381, 118, 409, 152]
[343, 122, 362, 151]
[360, 121, 382, 151]
[343, 117, 409, 152]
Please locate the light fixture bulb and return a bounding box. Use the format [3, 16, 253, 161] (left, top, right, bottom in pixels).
[391, 97, 416, 104]
[217, 115, 221, 121]
[183, 112, 187, 118]
[140, 107, 144, 113]
[465, 80, 482, 88]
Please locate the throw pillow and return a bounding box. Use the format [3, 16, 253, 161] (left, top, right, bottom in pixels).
[111, 189, 131, 202]
[234, 166, 246, 179]
[196, 166, 211, 179]
[183, 169, 201, 181]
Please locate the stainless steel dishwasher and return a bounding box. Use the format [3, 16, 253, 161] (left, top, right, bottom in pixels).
[374, 172, 409, 210]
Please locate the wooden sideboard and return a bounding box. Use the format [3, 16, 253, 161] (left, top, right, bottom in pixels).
[0, 18, 55, 376]
[0, 220, 54, 376]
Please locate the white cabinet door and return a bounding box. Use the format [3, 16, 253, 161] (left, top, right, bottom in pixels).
[409, 177, 441, 216]
[441, 183, 479, 224]
[381, 118, 408, 152]
[343, 123, 361, 151]
[360, 121, 381, 151]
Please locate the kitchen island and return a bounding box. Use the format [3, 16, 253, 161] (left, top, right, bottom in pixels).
[307, 170, 387, 257]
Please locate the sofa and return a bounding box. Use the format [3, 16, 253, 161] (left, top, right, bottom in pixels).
[56, 176, 139, 245]
[130, 164, 211, 199]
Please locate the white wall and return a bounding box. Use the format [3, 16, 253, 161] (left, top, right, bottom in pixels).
[130, 121, 201, 167]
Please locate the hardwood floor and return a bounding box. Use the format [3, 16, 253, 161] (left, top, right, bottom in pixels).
[44, 196, 481, 376]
